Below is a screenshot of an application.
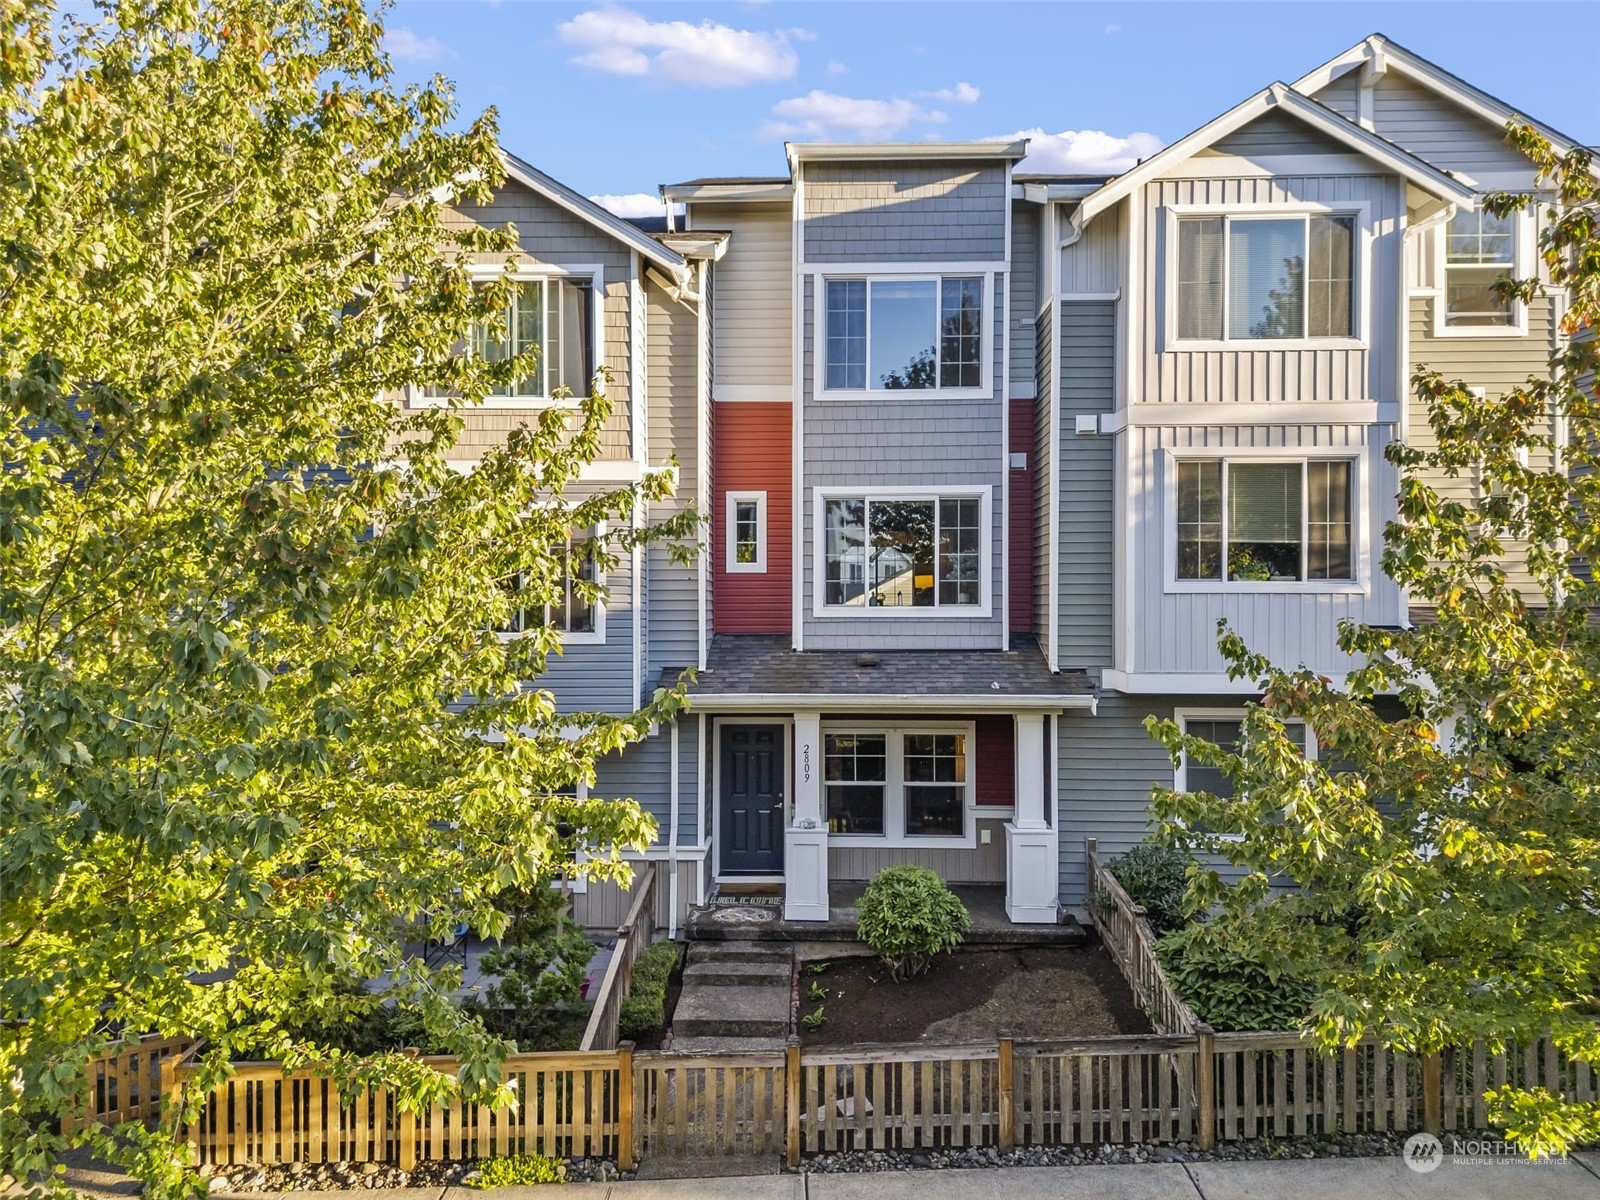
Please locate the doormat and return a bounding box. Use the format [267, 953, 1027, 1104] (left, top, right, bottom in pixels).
[706, 893, 783, 907]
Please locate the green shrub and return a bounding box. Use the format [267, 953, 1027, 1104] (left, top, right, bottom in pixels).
[1107, 840, 1192, 934]
[1157, 923, 1316, 1031]
[855, 865, 970, 982]
[617, 940, 682, 1044]
[467, 1153, 566, 1187]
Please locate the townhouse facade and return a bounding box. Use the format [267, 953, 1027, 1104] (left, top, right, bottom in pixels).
[419, 35, 1584, 932]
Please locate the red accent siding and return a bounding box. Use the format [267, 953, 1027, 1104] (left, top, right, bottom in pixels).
[975, 715, 1015, 807]
[1008, 397, 1034, 634]
[711, 401, 792, 634]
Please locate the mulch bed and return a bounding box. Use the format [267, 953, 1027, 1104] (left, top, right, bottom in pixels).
[798, 946, 1151, 1046]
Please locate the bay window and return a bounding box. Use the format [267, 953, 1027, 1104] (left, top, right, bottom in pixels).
[1175, 459, 1354, 583]
[821, 492, 985, 610]
[825, 726, 972, 842]
[1176, 213, 1354, 341]
[824, 276, 985, 392]
[1443, 207, 1517, 328]
[425, 275, 595, 402]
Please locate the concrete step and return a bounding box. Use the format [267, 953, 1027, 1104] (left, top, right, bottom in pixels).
[683, 959, 793, 988]
[671, 980, 791, 1040]
[687, 941, 793, 966]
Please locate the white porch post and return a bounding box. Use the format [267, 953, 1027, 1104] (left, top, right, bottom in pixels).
[1006, 712, 1060, 923]
[784, 710, 829, 920]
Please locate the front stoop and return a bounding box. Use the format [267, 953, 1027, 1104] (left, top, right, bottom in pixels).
[669, 943, 794, 1049]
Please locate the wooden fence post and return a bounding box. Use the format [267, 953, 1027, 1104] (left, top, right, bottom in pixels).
[1421, 1052, 1442, 1136]
[997, 1032, 1015, 1153]
[617, 1042, 636, 1172]
[785, 1038, 802, 1169]
[1195, 1024, 1216, 1150]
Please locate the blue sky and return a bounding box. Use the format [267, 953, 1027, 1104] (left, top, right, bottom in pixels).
[382, 2, 1597, 216]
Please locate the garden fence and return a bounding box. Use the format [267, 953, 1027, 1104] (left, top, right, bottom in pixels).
[1084, 838, 1201, 1036]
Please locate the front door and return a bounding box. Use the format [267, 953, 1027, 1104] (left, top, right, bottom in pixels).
[719, 724, 785, 874]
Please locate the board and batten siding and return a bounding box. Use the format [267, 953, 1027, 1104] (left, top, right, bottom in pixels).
[800, 160, 1008, 263]
[1125, 422, 1404, 678]
[592, 716, 702, 847]
[828, 818, 1009, 884]
[1033, 306, 1054, 651]
[1009, 202, 1040, 392]
[439, 179, 635, 460]
[571, 858, 701, 932]
[644, 275, 702, 687]
[689, 201, 792, 394]
[1139, 170, 1406, 407]
[800, 277, 1008, 650]
[1059, 201, 1123, 296]
[1058, 303, 1117, 675]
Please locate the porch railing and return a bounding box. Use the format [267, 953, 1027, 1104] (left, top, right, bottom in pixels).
[579, 862, 658, 1052]
[1084, 838, 1202, 1036]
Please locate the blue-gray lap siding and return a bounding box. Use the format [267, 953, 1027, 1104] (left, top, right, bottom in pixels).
[591, 717, 703, 848]
[800, 275, 1008, 650]
[538, 491, 639, 714]
[800, 161, 1008, 263]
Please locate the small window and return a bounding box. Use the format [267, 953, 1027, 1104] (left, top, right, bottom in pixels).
[825, 733, 887, 835]
[1176, 215, 1354, 341]
[904, 732, 967, 837]
[822, 494, 984, 609]
[428, 276, 594, 401]
[1444, 207, 1517, 328]
[824, 277, 985, 392]
[500, 530, 601, 639]
[1175, 460, 1353, 583]
[1180, 716, 1309, 799]
[726, 492, 767, 574]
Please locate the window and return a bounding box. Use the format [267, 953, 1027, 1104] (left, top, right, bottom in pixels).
[821, 493, 985, 609]
[427, 275, 594, 402]
[1176, 214, 1354, 341]
[726, 492, 767, 573]
[1444, 207, 1516, 328]
[824, 277, 985, 392]
[824, 726, 972, 842]
[1175, 459, 1353, 583]
[500, 531, 601, 640]
[1178, 715, 1310, 799]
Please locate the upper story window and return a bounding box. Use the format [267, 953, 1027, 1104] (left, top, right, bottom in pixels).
[1175, 459, 1353, 584]
[499, 529, 602, 642]
[1176, 214, 1354, 342]
[426, 275, 595, 403]
[820, 491, 985, 612]
[726, 491, 767, 574]
[1444, 208, 1516, 328]
[824, 276, 984, 392]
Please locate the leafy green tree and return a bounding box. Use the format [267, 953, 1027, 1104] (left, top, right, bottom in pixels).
[0, 0, 693, 1192]
[1148, 128, 1599, 1155]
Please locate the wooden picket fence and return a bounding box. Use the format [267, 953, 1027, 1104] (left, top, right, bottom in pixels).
[579, 863, 657, 1052]
[1085, 838, 1201, 1036]
[59, 1034, 197, 1134]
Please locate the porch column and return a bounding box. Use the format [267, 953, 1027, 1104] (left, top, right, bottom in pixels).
[1006, 713, 1060, 924]
[784, 710, 829, 921]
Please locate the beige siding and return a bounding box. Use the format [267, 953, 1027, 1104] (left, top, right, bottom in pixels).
[827, 819, 1009, 883]
[1059, 201, 1123, 294]
[1368, 74, 1534, 179]
[689, 202, 792, 394]
[1139, 171, 1406, 406]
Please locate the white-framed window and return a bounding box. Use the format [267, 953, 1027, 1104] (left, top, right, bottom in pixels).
[498, 525, 605, 645]
[821, 275, 987, 394]
[726, 491, 767, 574]
[1441, 205, 1521, 332]
[814, 487, 989, 615]
[1175, 709, 1315, 839]
[1172, 458, 1355, 585]
[416, 267, 601, 407]
[1174, 212, 1357, 342]
[823, 723, 974, 846]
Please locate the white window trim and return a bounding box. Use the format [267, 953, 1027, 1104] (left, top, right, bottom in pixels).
[1431, 204, 1532, 338]
[497, 518, 608, 646]
[1161, 201, 1371, 352]
[812, 485, 993, 618]
[1159, 448, 1369, 596]
[725, 491, 768, 574]
[822, 721, 978, 849]
[407, 263, 606, 409]
[1175, 708, 1317, 842]
[814, 269, 995, 401]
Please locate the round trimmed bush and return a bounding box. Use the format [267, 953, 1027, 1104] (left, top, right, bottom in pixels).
[855, 865, 970, 982]
[1108, 839, 1192, 934]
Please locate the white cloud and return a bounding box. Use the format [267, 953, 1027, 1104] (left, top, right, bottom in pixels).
[825, 59, 848, 76]
[590, 192, 667, 219]
[994, 127, 1165, 175]
[760, 90, 948, 140]
[557, 6, 803, 87]
[917, 82, 980, 106]
[385, 27, 454, 64]
[1105, 24, 1122, 35]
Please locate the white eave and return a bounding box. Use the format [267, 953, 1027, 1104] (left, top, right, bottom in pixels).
[656, 230, 730, 261]
[498, 151, 686, 273]
[1012, 181, 1103, 204]
[685, 691, 1097, 714]
[1073, 82, 1479, 232]
[662, 181, 794, 204]
[786, 140, 1030, 168]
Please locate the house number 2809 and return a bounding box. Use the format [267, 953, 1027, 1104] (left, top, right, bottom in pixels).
[801, 744, 812, 783]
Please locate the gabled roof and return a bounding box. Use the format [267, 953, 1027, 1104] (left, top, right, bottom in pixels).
[1073, 82, 1478, 231]
[1293, 34, 1598, 174]
[498, 151, 686, 272]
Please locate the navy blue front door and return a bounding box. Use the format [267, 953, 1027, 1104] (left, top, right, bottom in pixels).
[719, 724, 785, 874]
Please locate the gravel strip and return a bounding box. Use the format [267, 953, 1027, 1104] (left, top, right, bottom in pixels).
[201, 1157, 630, 1191]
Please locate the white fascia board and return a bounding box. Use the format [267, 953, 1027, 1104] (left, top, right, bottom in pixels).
[686, 693, 1096, 713]
[1101, 670, 1267, 696]
[499, 152, 687, 273]
[665, 183, 794, 203]
[1074, 84, 1477, 232]
[1012, 182, 1102, 204]
[787, 140, 1029, 166]
[657, 231, 730, 262]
